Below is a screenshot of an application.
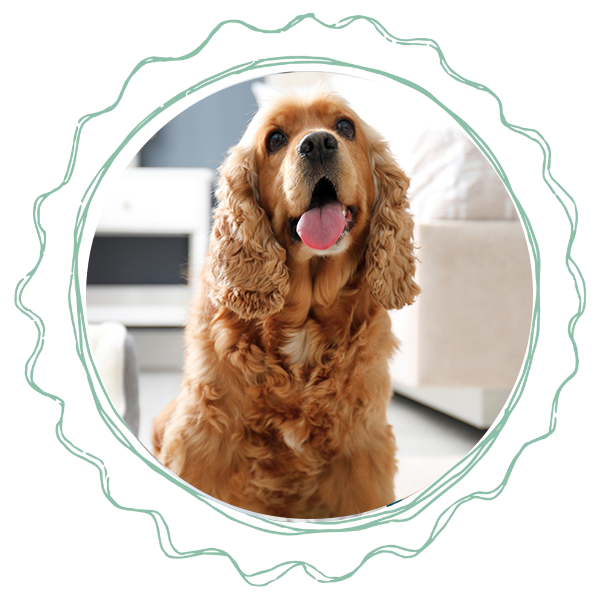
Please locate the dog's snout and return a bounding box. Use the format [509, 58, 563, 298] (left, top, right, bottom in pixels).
[297, 131, 338, 163]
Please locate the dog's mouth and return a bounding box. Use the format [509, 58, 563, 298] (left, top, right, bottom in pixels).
[289, 178, 356, 250]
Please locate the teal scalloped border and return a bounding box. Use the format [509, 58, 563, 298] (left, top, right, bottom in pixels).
[14, 13, 585, 585]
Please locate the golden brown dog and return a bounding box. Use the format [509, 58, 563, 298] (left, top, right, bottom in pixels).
[152, 89, 420, 519]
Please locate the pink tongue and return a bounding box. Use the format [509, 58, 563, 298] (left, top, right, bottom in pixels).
[296, 202, 347, 250]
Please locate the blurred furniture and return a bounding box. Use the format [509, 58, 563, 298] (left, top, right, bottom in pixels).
[88, 321, 140, 436]
[87, 167, 214, 327]
[388, 221, 532, 429]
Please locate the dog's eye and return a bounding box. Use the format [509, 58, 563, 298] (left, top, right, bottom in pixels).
[336, 119, 355, 139]
[267, 130, 287, 153]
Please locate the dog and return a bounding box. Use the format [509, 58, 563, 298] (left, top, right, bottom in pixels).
[152, 89, 420, 519]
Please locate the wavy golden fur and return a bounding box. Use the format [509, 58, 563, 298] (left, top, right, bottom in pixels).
[152, 90, 420, 519]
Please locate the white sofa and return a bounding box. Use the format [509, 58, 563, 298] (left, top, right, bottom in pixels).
[389, 220, 532, 428]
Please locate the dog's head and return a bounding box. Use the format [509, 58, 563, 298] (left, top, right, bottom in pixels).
[206, 90, 420, 320]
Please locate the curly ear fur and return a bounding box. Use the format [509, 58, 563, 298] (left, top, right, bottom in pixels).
[365, 142, 421, 310]
[205, 145, 290, 320]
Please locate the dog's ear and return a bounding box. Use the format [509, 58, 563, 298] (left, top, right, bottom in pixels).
[205, 144, 290, 320]
[365, 142, 420, 310]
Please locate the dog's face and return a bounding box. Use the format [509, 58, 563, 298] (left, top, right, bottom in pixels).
[249, 93, 376, 260]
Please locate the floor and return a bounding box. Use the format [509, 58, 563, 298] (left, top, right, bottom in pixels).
[138, 370, 485, 502]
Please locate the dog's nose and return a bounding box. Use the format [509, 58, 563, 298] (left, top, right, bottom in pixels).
[297, 131, 338, 163]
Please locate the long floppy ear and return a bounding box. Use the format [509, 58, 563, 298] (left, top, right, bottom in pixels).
[205, 145, 290, 320]
[365, 142, 421, 310]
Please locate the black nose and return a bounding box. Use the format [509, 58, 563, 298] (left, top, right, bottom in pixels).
[297, 131, 338, 163]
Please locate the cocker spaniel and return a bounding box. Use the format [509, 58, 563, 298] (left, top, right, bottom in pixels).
[152, 89, 420, 519]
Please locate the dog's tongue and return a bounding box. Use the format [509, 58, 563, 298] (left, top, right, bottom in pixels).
[297, 201, 346, 250]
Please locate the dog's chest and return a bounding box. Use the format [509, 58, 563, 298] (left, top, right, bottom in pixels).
[281, 325, 314, 366]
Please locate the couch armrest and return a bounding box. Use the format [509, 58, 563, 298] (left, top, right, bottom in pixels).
[390, 220, 533, 389]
